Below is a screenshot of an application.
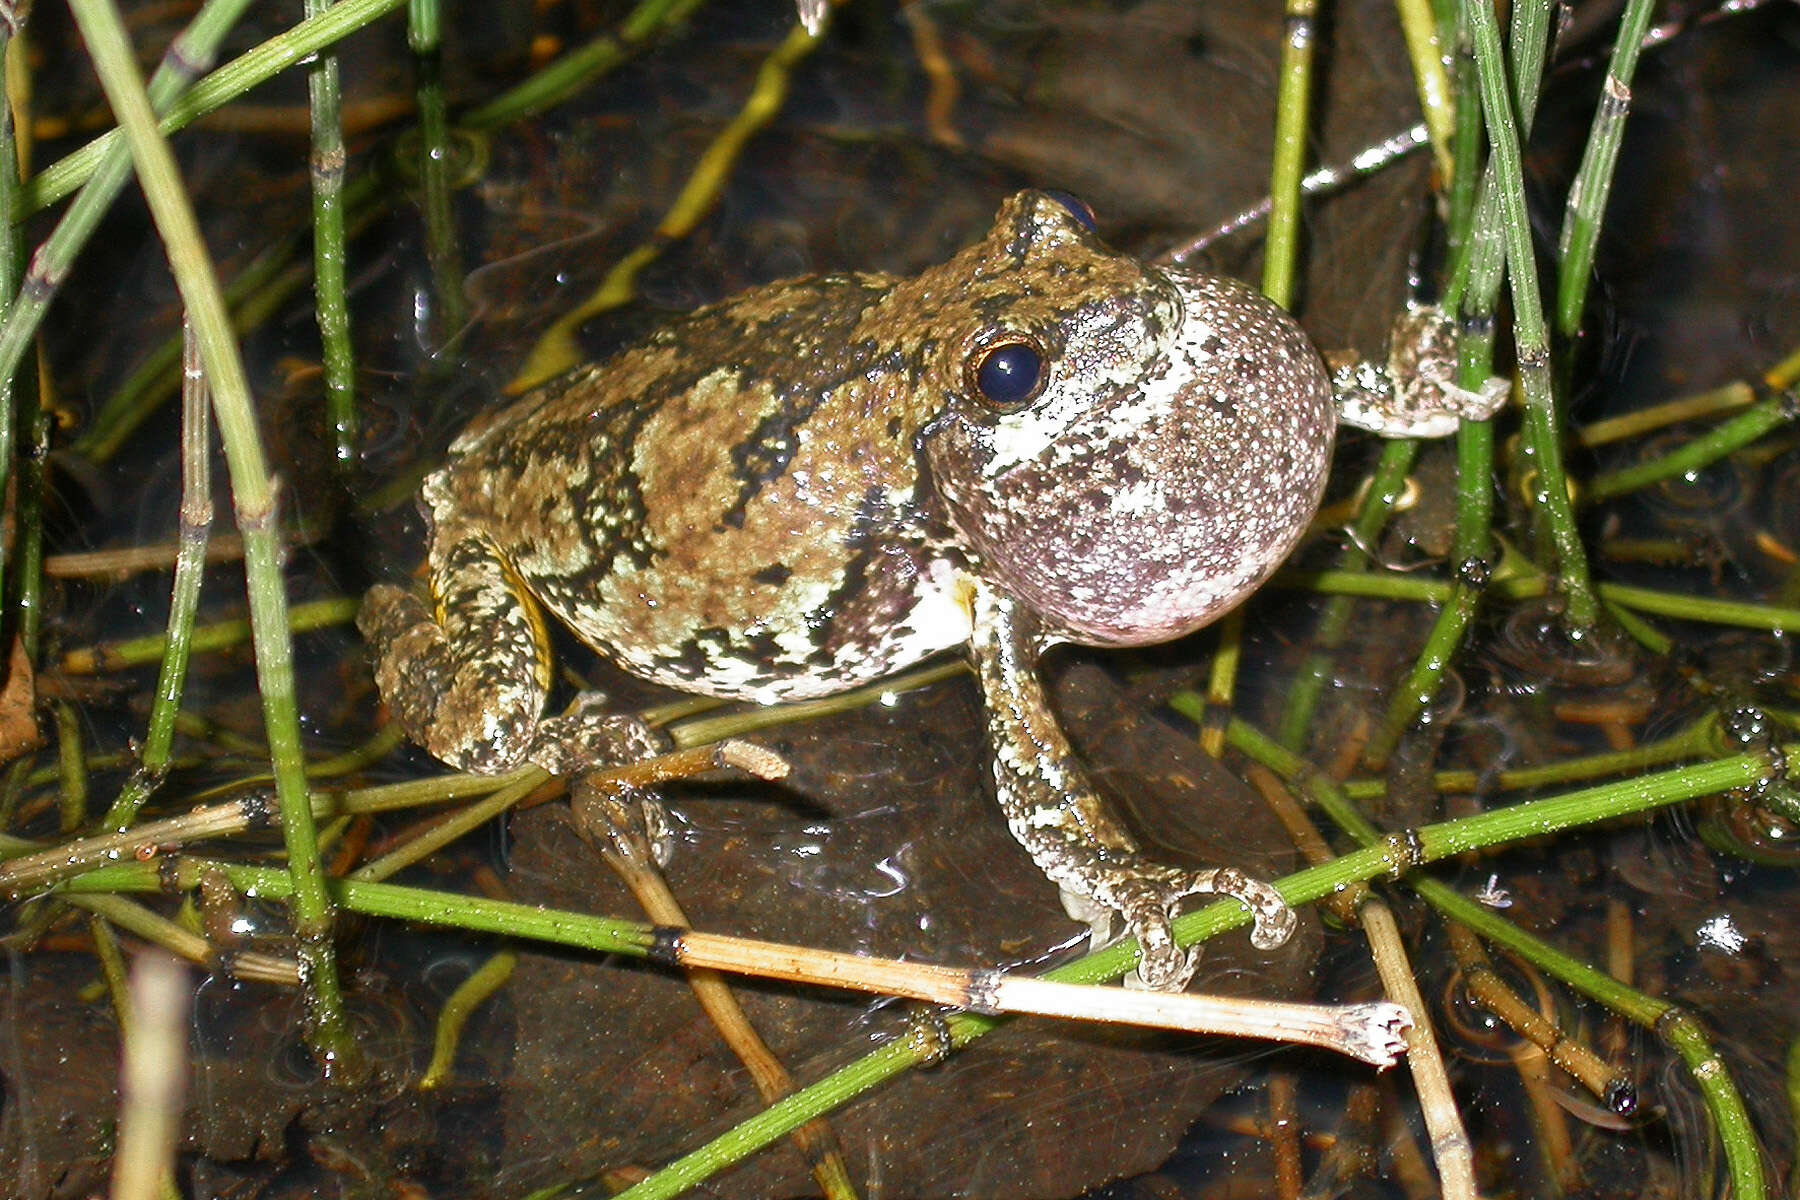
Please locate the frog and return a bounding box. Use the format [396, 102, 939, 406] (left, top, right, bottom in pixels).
[359, 189, 1490, 990]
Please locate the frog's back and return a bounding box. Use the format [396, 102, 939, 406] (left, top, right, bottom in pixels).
[427, 271, 972, 703]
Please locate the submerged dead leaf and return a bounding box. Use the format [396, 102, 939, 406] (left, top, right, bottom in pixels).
[0, 636, 42, 765]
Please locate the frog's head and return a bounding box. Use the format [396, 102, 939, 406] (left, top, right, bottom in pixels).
[917, 191, 1335, 648]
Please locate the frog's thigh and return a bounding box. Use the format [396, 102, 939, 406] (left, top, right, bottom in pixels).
[359, 524, 551, 774]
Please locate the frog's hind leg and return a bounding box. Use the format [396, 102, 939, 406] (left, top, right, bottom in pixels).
[358, 519, 556, 775]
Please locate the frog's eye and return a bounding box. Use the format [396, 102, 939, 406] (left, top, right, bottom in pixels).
[967, 337, 1048, 410]
[1043, 190, 1098, 233]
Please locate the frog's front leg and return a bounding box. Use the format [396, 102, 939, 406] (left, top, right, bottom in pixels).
[967, 584, 1295, 990]
[358, 514, 648, 776]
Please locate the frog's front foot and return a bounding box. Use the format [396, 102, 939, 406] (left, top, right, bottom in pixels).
[1069, 862, 1296, 991]
[1331, 304, 1510, 439]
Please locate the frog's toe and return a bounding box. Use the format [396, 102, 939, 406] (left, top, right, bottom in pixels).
[1198, 866, 1296, 950]
[1125, 912, 1197, 991]
[570, 774, 675, 868]
[1128, 948, 1199, 992]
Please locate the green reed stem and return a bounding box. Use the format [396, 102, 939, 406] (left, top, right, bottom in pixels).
[1221, 713, 1771, 847]
[1443, 35, 1500, 558]
[88, 912, 134, 1030]
[305, 723, 409, 779]
[347, 769, 547, 882]
[1467, 0, 1597, 628]
[1599, 595, 1672, 655]
[1436, 4, 1480, 307]
[306, 0, 356, 465]
[54, 702, 88, 834]
[1441, 0, 1548, 316]
[1277, 438, 1419, 750]
[62, 891, 299, 986]
[1585, 395, 1795, 503]
[1554, 0, 1659, 338]
[1362, 337, 1502, 765]
[460, 0, 708, 131]
[1363, 571, 1482, 767]
[1282, 566, 1800, 634]
[102, 328, 213, 830]
[68, 862, 657, 955]
[1339, 712, 1721, 801]
[1578, 380, 1756, 448]
[1229, 720, 1769, 1200]
[0, 19, 19, 646]
[1239, 0, 1318, 746]
[419, 949, 516, 1089]
[408, 0, 468, 341]
[66, 0, 357, 1072]
[1262, 0, 1317, 309]
[1393, 0, 1455, 179]
[1200, 609, 1244, 757]
[24, 0, 406, 215]
[0, 22, 39, 686]
[1587, 583, 1800, 633]
[63, 594, 357, 674]
[1786, 1038, 1800, 1168]
[12, 396, 42, 664]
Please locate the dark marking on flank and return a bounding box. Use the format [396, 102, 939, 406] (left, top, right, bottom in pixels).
[752, 562, 793, 587]
[718, 333, 903, 524]
[741, 629, 786, 665]
[652, 638, 712, 683]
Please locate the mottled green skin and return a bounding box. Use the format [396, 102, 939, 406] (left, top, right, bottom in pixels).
[360, 191, 1336, 988]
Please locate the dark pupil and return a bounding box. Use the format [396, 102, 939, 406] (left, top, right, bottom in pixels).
[976, 343, 1044, 407]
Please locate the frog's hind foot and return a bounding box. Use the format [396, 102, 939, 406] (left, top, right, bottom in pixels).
[526, 696, 666, 778]
[569, 767, 676, 870]
[1091, 865, 1296, 992]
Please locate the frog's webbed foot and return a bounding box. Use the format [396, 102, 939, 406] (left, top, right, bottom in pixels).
[527, 696, 666, 779]
[1066, 863, 1296, 991]
[1330, 304, 1510, 439]
[570, 766, 676, 871]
